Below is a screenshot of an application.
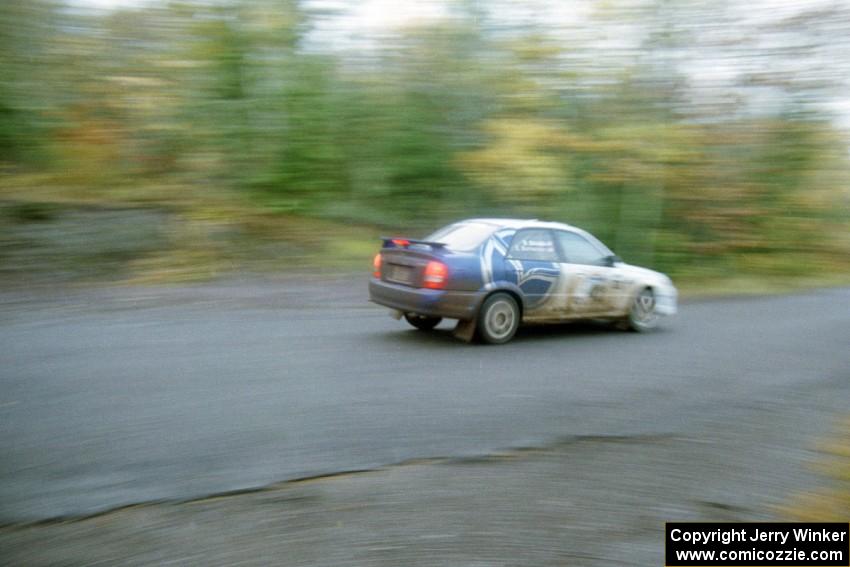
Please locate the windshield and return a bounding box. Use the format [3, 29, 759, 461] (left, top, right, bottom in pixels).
[425, 222, 498, 251]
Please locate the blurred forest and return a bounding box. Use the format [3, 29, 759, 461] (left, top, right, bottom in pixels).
[1, 0, 849, 284]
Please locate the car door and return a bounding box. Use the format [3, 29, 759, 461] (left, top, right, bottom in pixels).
[503, 229, 562, 320]
[552, 229, 626, 318]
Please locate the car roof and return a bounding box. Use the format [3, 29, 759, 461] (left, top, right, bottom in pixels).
[460, 218, 577, 232]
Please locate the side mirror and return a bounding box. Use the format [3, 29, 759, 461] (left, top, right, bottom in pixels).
[602, 254, 621, 267]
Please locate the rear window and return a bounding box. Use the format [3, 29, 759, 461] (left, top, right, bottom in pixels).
[426, 223, 497, 251]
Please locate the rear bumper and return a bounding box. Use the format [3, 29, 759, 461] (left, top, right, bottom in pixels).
[369, 278, 482, 320]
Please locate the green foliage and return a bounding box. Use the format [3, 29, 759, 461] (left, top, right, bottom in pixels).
[1, 0, 848, 281]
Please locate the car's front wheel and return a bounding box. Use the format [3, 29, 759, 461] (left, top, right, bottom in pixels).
[477, 292, 520, 344]
[404, 313, 442, 331]
[627, 287, 659, 332]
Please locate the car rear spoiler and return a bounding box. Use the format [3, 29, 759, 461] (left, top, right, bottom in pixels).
[380, 237, 447, 250]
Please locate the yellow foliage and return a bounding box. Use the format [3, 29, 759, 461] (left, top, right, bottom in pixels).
[783, 416, 850, 521]
[456, 118, 579, 207]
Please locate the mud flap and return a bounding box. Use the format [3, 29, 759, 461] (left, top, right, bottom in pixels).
[453, 319, 477, 343]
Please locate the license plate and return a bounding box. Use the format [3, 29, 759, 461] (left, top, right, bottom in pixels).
[386, 264, 414, 285]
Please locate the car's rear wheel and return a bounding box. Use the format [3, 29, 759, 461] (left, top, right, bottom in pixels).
[404, 313, 442, 331]
[627, 287, 659, 332]
[477, 292, 520, 344]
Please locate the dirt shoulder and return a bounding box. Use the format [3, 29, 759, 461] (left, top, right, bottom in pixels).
[0, 407, 838, 567]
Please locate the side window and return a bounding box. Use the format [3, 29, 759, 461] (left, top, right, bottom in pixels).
[507, 229, 558, 262]
[555, 231, 607, 266]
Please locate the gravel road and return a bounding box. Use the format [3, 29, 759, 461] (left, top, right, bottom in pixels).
[1, 279, 847, 565]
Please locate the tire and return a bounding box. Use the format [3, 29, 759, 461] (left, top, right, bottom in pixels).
[477, 292, 520, 344]
[627, 287, 659, 332]
[404, 313, 442, 331]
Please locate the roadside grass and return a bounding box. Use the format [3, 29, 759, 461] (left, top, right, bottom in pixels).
[123, 214, 384, 284]
[676, 273, 850, 299]
[2, 175, 849, 292]
[0, 175, 387, 284]
[782, 416, 850, 521]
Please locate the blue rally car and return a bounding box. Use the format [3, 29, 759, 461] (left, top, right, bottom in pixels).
[369, 218, 677, 344]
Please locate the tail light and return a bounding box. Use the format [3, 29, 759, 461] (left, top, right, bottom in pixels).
[423, 261, 448, 289]
[373, 253, 382, 278]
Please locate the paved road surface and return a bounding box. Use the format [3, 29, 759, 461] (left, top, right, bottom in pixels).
[1, 279, 848, 522]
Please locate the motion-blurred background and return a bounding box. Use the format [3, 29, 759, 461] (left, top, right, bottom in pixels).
[1, 0, 849, 288]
